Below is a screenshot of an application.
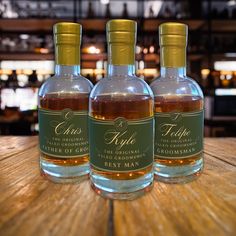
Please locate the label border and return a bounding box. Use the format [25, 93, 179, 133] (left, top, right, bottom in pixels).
[39, 108, 88, 116]
[90, 163, 153, 173]
[155, 150, 203, 159]
[154, 109, 204, 159]
[40, 149, 89, 158]
[39, 108, 89, 158]
[154, 109, 204, 117]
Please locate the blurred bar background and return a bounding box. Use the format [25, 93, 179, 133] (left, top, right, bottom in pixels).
[0, 0, 236, 136]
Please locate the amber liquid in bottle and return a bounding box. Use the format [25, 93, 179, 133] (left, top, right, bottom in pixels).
[39, 92, 89, 167]
[90, 94, 153, 180]
[154, 95, 204, 167]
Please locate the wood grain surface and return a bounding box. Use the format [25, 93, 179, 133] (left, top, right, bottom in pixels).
[0, 137, 235, 236]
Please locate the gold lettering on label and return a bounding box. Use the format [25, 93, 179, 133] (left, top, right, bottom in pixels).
[53, 111, 82, 135]
[104, 130, 137, 150]
[124, 162, 139, 168]
[104, 162, 122, 168]
[160, 123, 190, 139]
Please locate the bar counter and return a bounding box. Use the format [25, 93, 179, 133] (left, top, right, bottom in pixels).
[0, 136, 235, 236]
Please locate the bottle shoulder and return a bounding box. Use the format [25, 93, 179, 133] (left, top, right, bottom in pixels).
[39, 74, 93, 96]
[150, 75, 203, 98]
[90, 75, 153, 98]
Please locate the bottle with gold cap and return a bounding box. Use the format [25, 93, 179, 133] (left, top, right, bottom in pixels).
[38, 22, 93, 183]
[89, 19, 154, 199]
[150, 22, 204, 183]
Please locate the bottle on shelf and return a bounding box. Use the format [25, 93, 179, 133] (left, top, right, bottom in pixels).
[89, 19, 154, 199]
[6, 70, 18, 88]
[87, 1, 95, 18]
[105, 3, 111, 18]
[122, 3, 128, 18]
[28, 70, 38, 85]
[149, 5, 155, 18]
[150, 23, 204, 183]
[38, 23, 93, 183]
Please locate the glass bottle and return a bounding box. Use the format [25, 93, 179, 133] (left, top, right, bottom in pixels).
[38, 23, 93, 183]
[150, 23, 204, 183]
[89, 20, 154, 199]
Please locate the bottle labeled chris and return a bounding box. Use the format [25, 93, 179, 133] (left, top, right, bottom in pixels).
[89, 20, 154, 199]
[38, 23, 93, 183]
[150, 23, 204, 183]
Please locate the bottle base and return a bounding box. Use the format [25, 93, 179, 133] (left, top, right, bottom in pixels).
[154, 157, 203, 184]
[90, 170, 154, 200]
[40, 159, 89, 184]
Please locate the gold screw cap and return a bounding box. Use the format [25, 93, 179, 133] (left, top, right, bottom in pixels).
[159, 22, 188, 47]
[107, 19, 137, 43]
[53, 22, 82, 45]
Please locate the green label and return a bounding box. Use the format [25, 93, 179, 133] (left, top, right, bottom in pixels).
[38, 108, 89, 158]
[89, 116, 154, 172]
[154, 110, 204, 159]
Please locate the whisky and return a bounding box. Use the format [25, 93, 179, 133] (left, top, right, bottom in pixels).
[90, 94, 153, 180]
[38, 23, 93, 183]
[150, 23, 204, 183]
[154, 95, 203, 166]
[89, 20, 154, 199]
[39, 93, 89, 167]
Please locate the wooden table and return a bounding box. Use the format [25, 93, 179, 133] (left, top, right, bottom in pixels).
[0, 137, 235, 236]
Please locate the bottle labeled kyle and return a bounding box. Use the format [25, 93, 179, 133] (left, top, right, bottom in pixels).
[38, 23, 93, 183]
[150, 23, 204, 183]
[89, 20, 154, 199]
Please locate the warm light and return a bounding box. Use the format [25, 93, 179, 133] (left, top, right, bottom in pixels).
[201, 69, 210, 80]
[214, 61, 236, 71]
[149, 46, 155, 54]
[136, 46, 142, 54]
[39, 48, 49, 54]
[20, 34, 29, 40]
[17, 74, 28, 87]
[201, 69, 210, 76]
[23, 69, 33, 75]
[36, 70, 52, 75]
[1, 69, 12, 75]
[81, 69, 94, 75]
[35, 47, 49, 54]
[228, 0, 236, 6]
[88, 46, 101, 54]
[143, 48, 148, 54]
[220, 75, 225, 80]
[143, 68, 158, 75]
[37, 75, 44, 82]
[1, 74, 8, 81]
[0, 60, 54, 72]
[94, 69, 105, 74]
[220, 70, 232, 75]
[215, 89, 236, 96]
[138, 68, 158, 76]
[139, 61, 145, 70]
[96, 74, 103, 81]
[96, 60, 103, 69]
[100, 0, 110, 4]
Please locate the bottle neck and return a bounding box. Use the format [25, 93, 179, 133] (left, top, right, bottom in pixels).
[55, 44, 80, 66]
[160, 46, 186, 68]
[107, 43, 135, 77]
[108, 64, 135, 76]
[160, 67, 186, 78]
[55, 64, 81, 76]
[108, 42, 135, 71]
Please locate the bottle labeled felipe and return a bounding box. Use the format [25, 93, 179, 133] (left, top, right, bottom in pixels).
[89, 20, 154, 199]
[150, 23, 204, 183]
[38, 23, 93, 183]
